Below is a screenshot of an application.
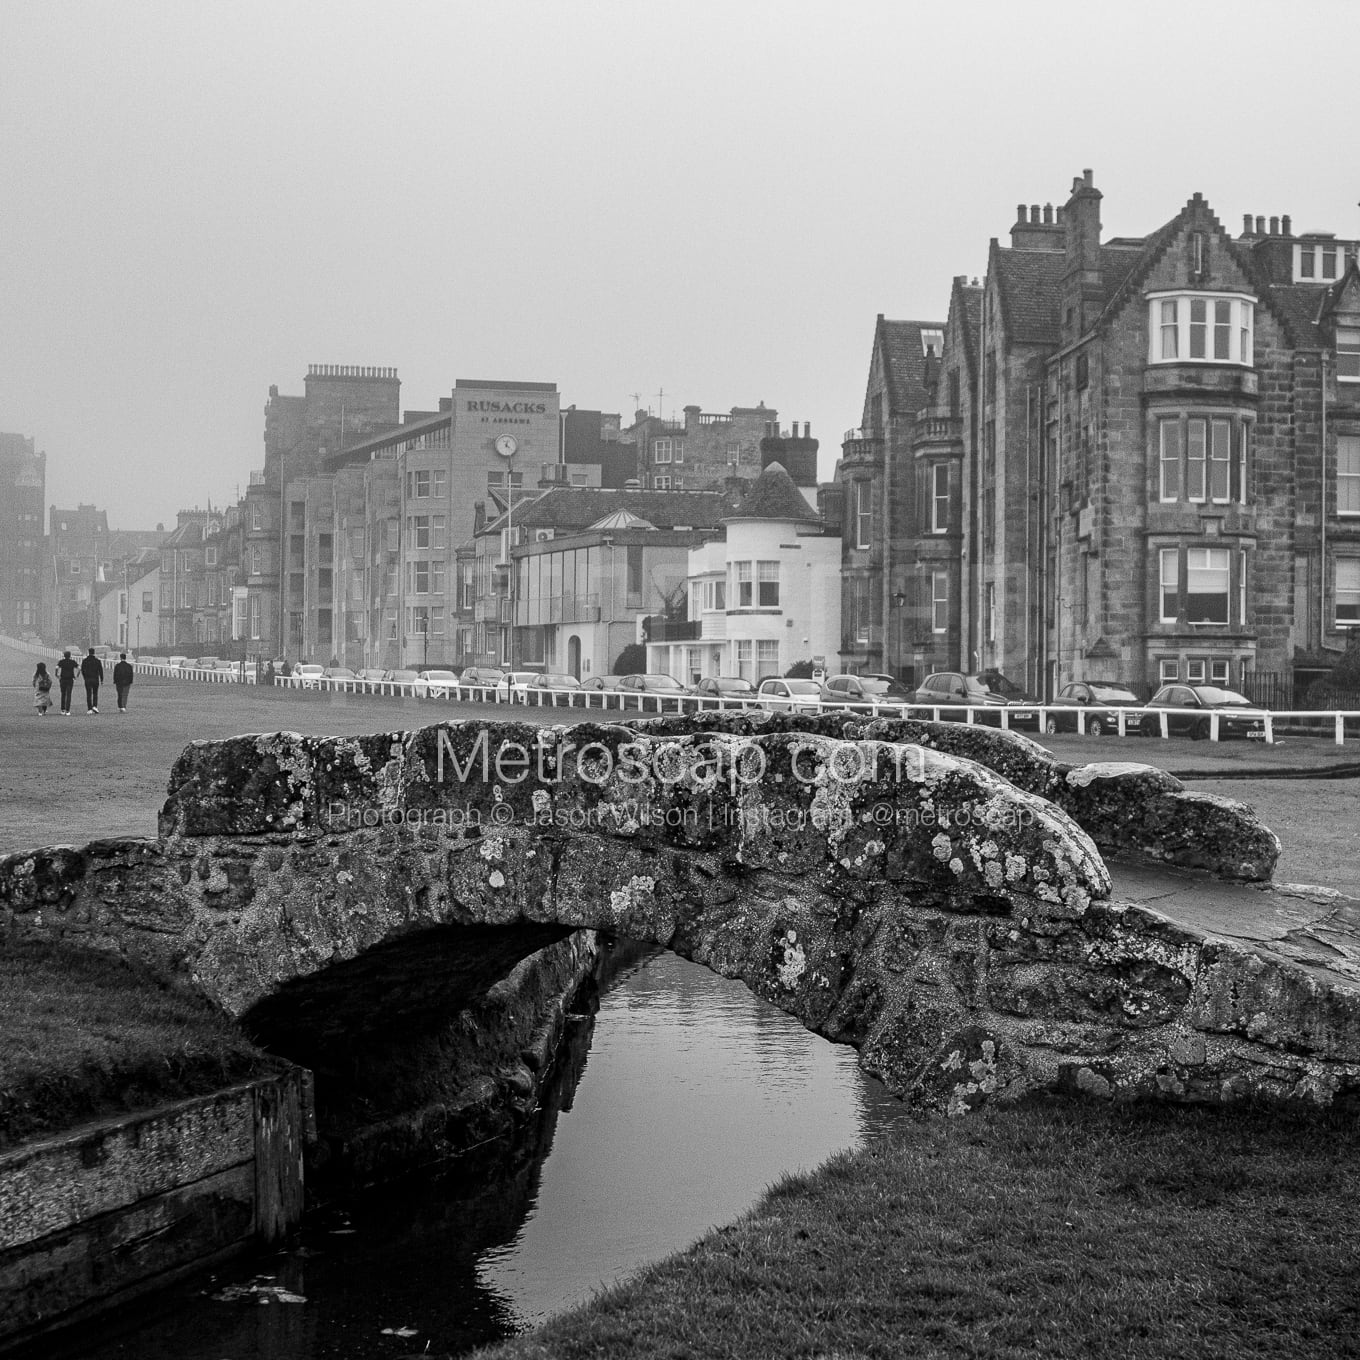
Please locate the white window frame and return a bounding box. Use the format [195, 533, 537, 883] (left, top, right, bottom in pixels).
[1210, 659, 1230, 685]
[932, 464, 950, 534]
[1337, 558, 1360, 626]
[1186, 658, 1206, 684]
[735, 561, 753, 609]
[1159, 658, 1179, 684]
[1209, 419, 1232, 503]
[1148, 292, 1254, 366]
[1159, 548, 1179, 622]
[653, 474, 671, 490]
[1159, 419, 1181, 501]
[1338, 436, 1360, 516]
[757, 560, 780, 608]
[756, 639, 779, 677]
[931, 571, 949, 633]
[1185, 547, 1230, 624]
[654, 438, 672, 465]
[1295, 243, 1347, 283]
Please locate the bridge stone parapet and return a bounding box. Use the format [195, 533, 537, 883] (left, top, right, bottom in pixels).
[1, 716, 1354, 1115]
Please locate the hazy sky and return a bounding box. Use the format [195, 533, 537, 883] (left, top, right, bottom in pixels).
[3, 0, 1356, 528]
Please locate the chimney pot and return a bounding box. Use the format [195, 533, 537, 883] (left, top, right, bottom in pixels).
[1243, 213, 1253, 234]
[803, 422, 811, 438]
[1017, 204, 1028, 223]
[1031, 203, 1041, 222]
[1043, 203, 1053, 225]
[1256, 216, 1266, 235]
[1083, 168, 1094, 187]
[1269, 216, 1279, 235]
[1282, 214, 1292, 236]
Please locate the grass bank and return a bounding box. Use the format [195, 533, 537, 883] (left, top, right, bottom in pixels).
[0, 938, 279, 1150]
[472, 1097, 1360, 1360]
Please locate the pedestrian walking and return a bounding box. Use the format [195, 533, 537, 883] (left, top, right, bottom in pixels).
[113, 652, 135, 713]
[32, 662, 52, 715]
[80, 647, 104, 714]
[55, 650, 78, 715]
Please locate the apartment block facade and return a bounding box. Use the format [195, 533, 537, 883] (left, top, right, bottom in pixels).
[850, 173, 1360, 697]
[0, 433, 45, 636]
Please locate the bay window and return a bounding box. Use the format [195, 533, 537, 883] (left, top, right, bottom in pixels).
[855, 481, 872, 549]
[931, 571, 949, 633]
[757, 561, 779, 607]
[932, 464, 950, 533]
[1156, 414, 1250, 504]
[735, 561, 753, 608]
[1186, 548, 1230, 623]
[1159, 549, 1179, 621]
[1338, 329, 1360, 382]
[1148, 292, 1253, 366]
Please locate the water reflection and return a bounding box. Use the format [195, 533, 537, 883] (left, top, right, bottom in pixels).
[40, 943, 911, 1360]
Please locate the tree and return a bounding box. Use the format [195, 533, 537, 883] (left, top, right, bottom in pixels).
[613, 642, 646, 676]
[784, 658, 816, 679]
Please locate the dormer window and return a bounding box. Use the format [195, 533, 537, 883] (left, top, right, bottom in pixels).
[1148, 292, 1254, 366]
[1295, 241, 1349, 283]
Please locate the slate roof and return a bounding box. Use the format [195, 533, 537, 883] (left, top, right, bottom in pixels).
[484, 487, 740, 536]
[878, 318, 947, 417]
[724, 462, 821, 524]
[991, 250, 1065, 345]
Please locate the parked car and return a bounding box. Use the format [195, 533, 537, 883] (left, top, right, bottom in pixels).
[1044, 681, 1146, 736]
[822, 674, 914, 714]
[165, 654, 189, 671]
[535, 673, 583, 702]
[293, 663, 326, 689]
[413, 668, 460, 698]
[582, 674, 623, 691]
[460, 665, 505, 689]
[382, 668, 421, 690]
[355, 667, 389, 692]
[913, 670, 1041, 730]
[754, 677, 830, 714]
[496, 670, 545, 703]
[616, 673, 689, 712]
[688, 676, 757, 708]
[323, 666, 358, 685]
[1142, 684, 1267, 740]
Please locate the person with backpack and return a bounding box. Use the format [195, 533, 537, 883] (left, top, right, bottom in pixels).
[80, 647, 104, 714]
[32, 662, 52, 715]
[113, 652, 135, 713]
[55, 650, 78, 715]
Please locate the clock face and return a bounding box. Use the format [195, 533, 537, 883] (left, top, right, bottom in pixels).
[494, 434, 518, 458]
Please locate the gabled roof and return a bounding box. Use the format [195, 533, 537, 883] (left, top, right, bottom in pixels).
[991, 248, 1065, 346]
[724, 462, 821, 524]
[876, 318, 947, 417]
[954, 280, 983, 379]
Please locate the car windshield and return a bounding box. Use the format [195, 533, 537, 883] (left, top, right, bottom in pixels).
[424, 672, 457, 681]
[1197, 687, 1250, 705]
[783, 680, 824, 695]
[1088, 684, 1140, 702]
[858, 679, 900, 695]
[974, 670, 1024, 697]
[644, 676, 684, 690]
[717, 678, 754, 692]
[388, 670, 418, 682]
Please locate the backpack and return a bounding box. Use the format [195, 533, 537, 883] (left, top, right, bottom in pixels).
[37, 675, 51, 692]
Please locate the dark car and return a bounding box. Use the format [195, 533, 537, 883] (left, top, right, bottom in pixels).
[1045, 681, 1145, 736]
[1143, 684, 1266, 740]
[688, 676, 757, 708]
[459, 665, 505, 689]
[913, 670, 1041, 730]
[616, 673, 689, 712]
[822, 674, 914, 715]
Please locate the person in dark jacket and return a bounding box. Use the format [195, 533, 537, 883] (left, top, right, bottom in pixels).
[55, 650, 78, 715]
[113, 653, 135, 713]
[80, 648, 104, 714]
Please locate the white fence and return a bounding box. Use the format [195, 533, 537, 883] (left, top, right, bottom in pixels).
[6, 634, 1355, 744]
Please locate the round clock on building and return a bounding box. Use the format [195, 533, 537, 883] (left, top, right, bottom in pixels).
[494, 434, 518, 458]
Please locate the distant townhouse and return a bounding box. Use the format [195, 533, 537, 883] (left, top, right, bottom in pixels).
[0, 433, 45, 637]
[650, 462, 841, 685]
[628, 402, 782, 491]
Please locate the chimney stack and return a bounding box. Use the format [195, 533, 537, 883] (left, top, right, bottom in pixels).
[1269, 216, 1280, 236]
[1256, 216, 1265, 235]
[1243, 213, 1253, 235]
[1043, 203, 1054, 224]
[1017, 204, 1027, 223]
[1282, 214, 1292, 236]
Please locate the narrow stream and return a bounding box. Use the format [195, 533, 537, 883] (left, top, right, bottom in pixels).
[50, 945, 913, 1359]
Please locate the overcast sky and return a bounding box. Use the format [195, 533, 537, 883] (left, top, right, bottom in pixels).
[3, 0, 1355, 528]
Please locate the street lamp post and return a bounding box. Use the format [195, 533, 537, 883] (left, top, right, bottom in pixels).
[422, 612, 429, 669]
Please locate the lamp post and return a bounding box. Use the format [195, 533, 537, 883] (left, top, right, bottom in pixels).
[892, 589, 907, 683]
[422, 611, 429, 669]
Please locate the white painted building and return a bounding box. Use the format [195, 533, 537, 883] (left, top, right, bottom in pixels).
[648, 463, 841, 683]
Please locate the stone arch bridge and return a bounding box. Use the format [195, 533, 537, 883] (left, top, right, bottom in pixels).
[2, 712, 1358, 1113]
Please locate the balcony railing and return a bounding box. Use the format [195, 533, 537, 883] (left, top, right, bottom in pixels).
[646, 618, 700, 642]
[911, 415, 963, 447]
[841, 429, 884, 465]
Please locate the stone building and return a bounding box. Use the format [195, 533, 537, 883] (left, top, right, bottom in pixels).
[860, 173, 1360, 698]
[628, 402, 781, 491]
[0, 433, 45, 637]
